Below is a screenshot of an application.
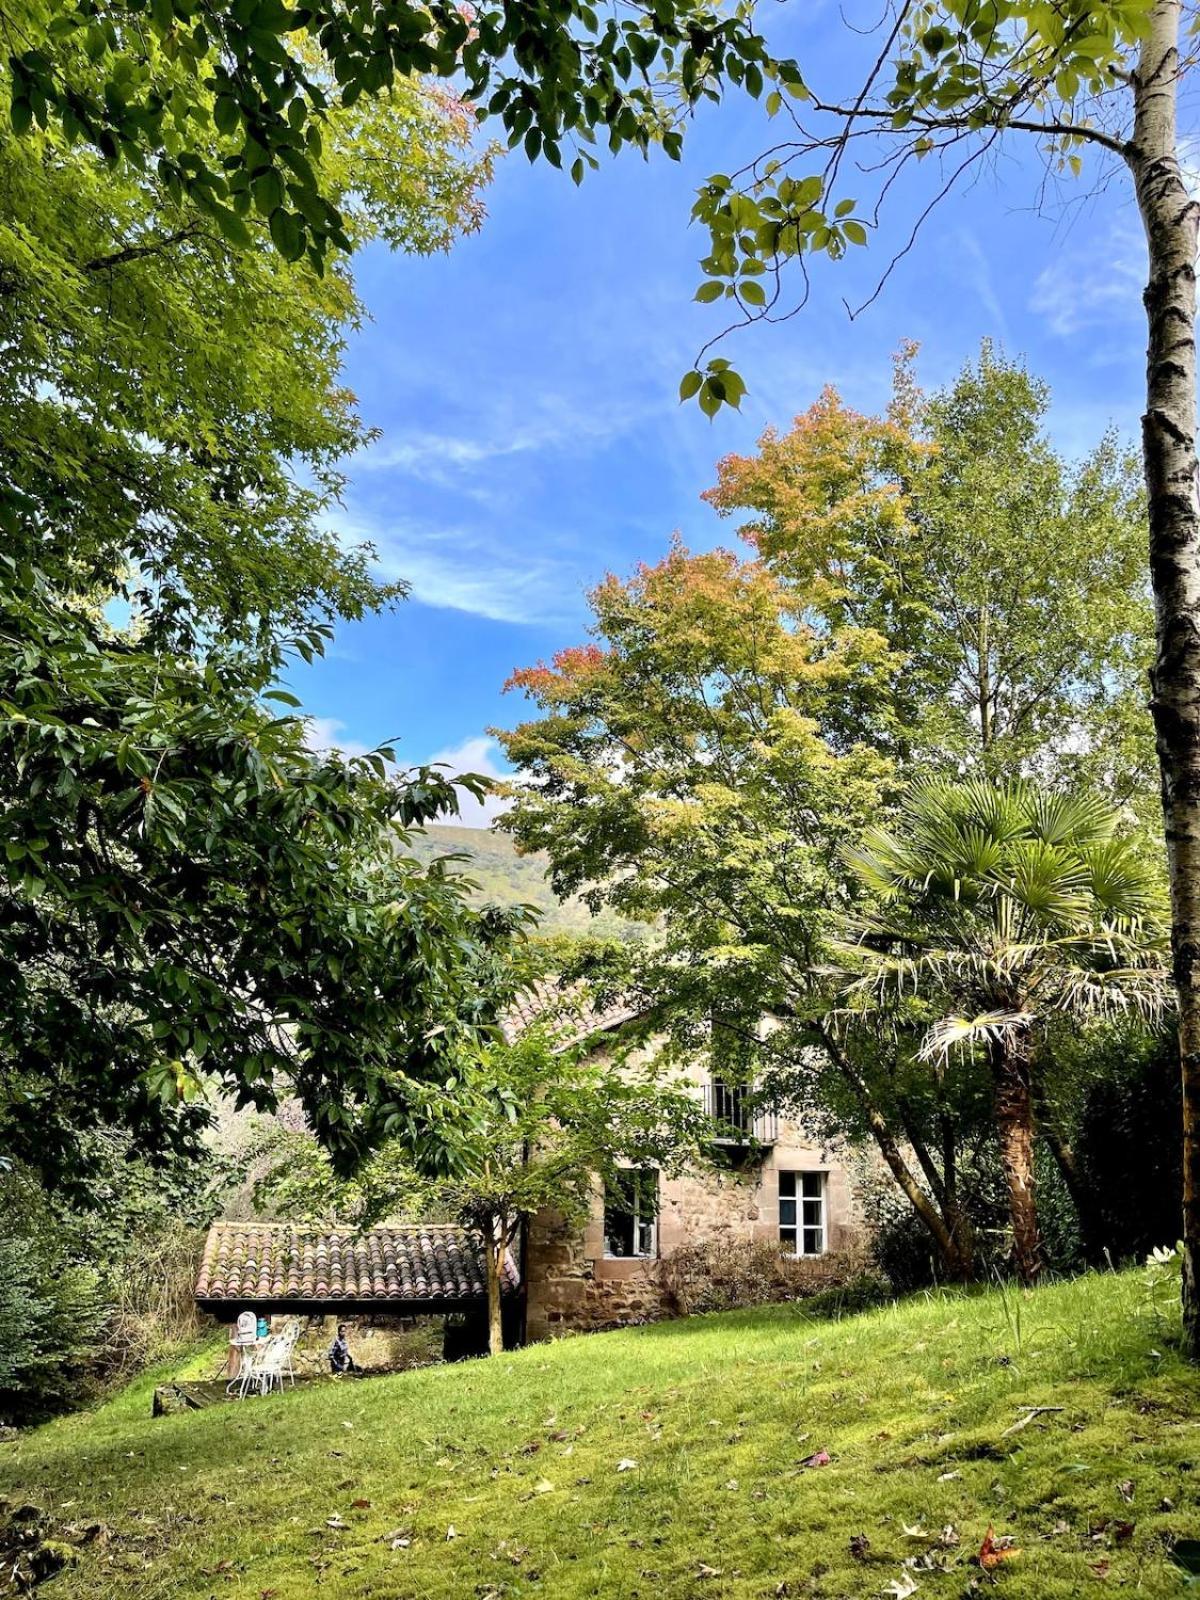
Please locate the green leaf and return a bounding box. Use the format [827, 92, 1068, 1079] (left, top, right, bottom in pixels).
[269, 206, 305, 261]
[678, 370, 703, 402]
[695, 281, 724, 303]
[213, 94, 240, 137]
[212, 204, 252, 248]
[251, 168, 285, 215]
[843, 220, 868, 246]
[10, 97, 32, 137]
[740, 279, 766, 307]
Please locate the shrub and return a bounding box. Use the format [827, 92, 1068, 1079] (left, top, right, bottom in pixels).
[0, 1139, 235, 1423]
[659, 1237, 880, 1316]
[0, 1233, 108, 1425]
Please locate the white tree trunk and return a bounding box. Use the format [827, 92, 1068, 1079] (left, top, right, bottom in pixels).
[1128, 0, 1200, 1354]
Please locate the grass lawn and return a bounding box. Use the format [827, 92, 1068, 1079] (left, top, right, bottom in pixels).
[4, 1267, 1200, 1598]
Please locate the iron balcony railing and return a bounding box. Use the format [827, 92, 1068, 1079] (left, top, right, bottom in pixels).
[703, 1079, 779, 1147]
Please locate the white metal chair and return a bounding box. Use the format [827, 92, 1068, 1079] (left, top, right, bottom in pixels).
[237, 1321, 299, 1398]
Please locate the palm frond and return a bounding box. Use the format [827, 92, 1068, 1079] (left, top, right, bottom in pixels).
[918, 1009, 1034, 1061]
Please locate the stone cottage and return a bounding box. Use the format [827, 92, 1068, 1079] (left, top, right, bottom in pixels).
[509, 985, 865, 1340]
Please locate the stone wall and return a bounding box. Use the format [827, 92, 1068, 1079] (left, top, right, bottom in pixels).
[524, 1119, 869, 1340]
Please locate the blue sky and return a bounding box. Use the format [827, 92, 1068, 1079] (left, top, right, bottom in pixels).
[288, 10, 1151, 823]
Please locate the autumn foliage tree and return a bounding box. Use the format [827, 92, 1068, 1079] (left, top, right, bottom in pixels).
[704, 344, 1154, 799]
[499, 542, 992, 1274]
[499, 350, 1163, 1283]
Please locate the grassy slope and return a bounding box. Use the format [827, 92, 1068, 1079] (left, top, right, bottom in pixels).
[5, 1270, 1200, 1599]
[407, 824, 637, 939]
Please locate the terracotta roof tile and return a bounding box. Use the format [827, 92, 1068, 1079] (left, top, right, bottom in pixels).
[196, 1222, 517, 1308]
[501, 979, 644, 1051]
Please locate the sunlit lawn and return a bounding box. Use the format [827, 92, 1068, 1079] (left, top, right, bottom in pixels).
[4, 1267, 1199, 1598]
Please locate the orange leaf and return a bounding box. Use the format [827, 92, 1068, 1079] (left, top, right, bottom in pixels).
[979, 1525, 1022, 1570]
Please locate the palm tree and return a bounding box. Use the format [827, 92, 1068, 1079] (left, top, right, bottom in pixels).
[848, 781, 1169, 1284]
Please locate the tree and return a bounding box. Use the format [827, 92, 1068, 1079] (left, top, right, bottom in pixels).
[0, 556, 516, 1189]
[680, 0, 1200, 1347]
[498, 352, 1163, 1280]
[848, 779, 1169, 1282]
[1, 44, 490, 644]
[704, 343, 1154, 797]
[0, 32, 503, 1184]
[258, 1007, 709, 1355]
[11, 0, 1200, 1333]
[3, 0, 772, 268]
[498, 542, 994, 1279]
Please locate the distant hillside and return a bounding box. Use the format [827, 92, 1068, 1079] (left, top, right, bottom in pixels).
[407, 824, 637, 939]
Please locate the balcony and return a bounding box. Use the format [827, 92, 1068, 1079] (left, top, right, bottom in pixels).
[703, 1079, 779, 1147]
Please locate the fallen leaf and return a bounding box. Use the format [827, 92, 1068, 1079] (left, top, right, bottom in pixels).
[1117, 1479, 1135, 1503]
[696, 1563, 723, 1580]
[533, 1478, 555, 1494]
[326, 1516, 347, 1530]
[446, 1527, 459, 1541]
[724, 1479, 739, 1492]
[1089, 1559, 1111, 1579]
[351, 1499, 371, 1510]
[801, 1449, 831, 1469]
[882, 1577, 919, 1599]
[902, 1523, 929, 1540]
[978, 1525, 1021, 1571]
[849, 1533, 871, 1560]
[1113, 1521, 1135, 1545]
[939, 1526, 960, 1548]
[616, 1459, 638, 1473]
[937, 1470, 961, 1482]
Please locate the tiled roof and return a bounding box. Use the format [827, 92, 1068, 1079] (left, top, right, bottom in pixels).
[195, 1222, 517, 1308]
[501, 978, 644, 1050]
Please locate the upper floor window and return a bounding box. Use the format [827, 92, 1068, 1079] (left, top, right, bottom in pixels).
[603, 1168, 658, 1259]
[779, 1171, 826, 1257]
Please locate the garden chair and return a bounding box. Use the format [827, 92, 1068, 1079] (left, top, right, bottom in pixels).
[237, 1330, 288, 1398]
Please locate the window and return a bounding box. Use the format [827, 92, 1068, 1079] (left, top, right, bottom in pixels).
[779, 1171, 826, 1257]
[711, 1079, 753, 1138]
[603, 1168, 658, 1259]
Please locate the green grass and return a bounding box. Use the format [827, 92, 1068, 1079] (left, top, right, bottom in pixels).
[5, 1268, 1200, 1598]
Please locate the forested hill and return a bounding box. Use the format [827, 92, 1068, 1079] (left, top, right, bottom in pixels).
[407, 823, 635, 938]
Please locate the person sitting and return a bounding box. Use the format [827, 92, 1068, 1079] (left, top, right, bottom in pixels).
[328, 1324, 357, 1375]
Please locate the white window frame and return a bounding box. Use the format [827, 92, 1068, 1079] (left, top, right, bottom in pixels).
[778, 1170, 827, 1258]
[602, 1167, 658, 1260]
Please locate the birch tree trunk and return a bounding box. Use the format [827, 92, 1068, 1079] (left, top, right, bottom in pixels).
[1127, 0, 1200, 1356]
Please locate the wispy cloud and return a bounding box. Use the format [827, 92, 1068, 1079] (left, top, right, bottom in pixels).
[1030, 218, 1145, 341]
[335, 508, 586, 625]
[353, 392, 651, 486]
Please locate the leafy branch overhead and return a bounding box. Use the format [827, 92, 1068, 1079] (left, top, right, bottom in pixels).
[5, 0, 775, 272]
[5, 0, 1158, 416]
